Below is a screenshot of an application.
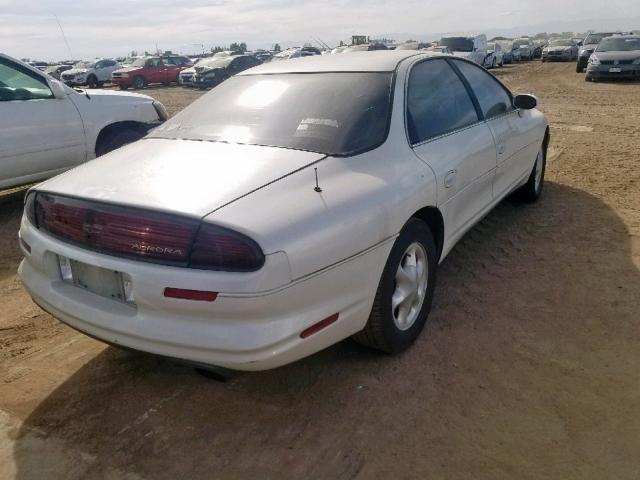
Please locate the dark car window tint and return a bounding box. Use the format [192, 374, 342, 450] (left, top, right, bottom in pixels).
[452, 60, 512, 119]
[149, 72, 393, 156]
[406, 59, 478, 144]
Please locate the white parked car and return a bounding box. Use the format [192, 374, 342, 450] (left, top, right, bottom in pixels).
[486, 42, 505, 68]
[0, 54, 168, 190]
[179, 64, 198, 86]
[18, 51, 549, 371]
[60, 59, 121, 88]
[440, 35, 488, 66]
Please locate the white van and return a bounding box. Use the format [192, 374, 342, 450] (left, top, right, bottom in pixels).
[439, 34, 488, 66]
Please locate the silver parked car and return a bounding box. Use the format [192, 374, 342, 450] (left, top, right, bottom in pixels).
[586, 35, 640, 81]
[541, 39, 578, 62]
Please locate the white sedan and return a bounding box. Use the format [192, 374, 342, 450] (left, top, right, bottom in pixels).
[18, 51, 549, 371]
[0, 54, 168, 190]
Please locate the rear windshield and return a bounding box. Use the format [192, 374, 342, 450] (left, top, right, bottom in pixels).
[440, 37, 473, 52]
[584, 33, 615, 45]
[597, 37, 640, 52]
[549, 40, 573, 46]
[149, 72, 393, 156]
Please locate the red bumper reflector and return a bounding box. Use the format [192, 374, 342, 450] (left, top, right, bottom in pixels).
[300, 313, 339, 339]
[19, 236, 31, 253]
[163, 288, 218, 302]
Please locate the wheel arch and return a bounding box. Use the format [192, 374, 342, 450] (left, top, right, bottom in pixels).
[95, 121, 149, 155]
[410, 206, 445, 261]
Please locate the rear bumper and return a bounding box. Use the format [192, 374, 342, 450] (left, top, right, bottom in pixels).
[18, 218, 390, 371]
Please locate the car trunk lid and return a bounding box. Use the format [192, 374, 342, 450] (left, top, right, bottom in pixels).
[36, 138, 326, 218]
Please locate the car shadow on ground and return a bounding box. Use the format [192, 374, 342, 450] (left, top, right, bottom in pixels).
[11, 181, 640, 479]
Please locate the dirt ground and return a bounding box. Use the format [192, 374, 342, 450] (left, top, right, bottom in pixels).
[1, 62, 639, 479]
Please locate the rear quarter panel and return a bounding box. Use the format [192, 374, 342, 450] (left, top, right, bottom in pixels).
[205, 60, 438, 280]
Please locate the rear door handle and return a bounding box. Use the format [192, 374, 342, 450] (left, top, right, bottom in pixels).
[444, 170, 457, 188]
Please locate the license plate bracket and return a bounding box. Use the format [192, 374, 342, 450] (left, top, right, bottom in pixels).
[609, 67, 622, 73]
[59, 256, 126, 302]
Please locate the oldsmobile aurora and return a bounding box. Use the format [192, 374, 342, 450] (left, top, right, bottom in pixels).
[19, 51, 549, 371]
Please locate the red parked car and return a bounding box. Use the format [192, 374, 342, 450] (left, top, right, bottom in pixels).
[111, 56, 192, 90]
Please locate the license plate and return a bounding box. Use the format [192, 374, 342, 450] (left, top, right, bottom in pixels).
[59, 256, 127, 302]
[609, 67, 622, 73]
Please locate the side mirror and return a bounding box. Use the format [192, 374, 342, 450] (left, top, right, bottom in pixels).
[513, 94, 537, 110]
[49, 79, 67, 99]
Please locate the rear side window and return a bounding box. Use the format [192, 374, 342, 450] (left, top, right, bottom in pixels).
[406, 59, 479, 144]
[452, 60, 512, 119]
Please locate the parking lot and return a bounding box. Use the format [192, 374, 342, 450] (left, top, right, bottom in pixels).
[1, 61, 639, 479]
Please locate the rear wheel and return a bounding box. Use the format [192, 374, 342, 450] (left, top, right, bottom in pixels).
[87, 75, 98, 89]
[353, 219, 437, 353]
[516, 143, 546, 202]
[133, 76, 145, 89]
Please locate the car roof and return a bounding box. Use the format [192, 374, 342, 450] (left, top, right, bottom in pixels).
[239, 50, 437, 75]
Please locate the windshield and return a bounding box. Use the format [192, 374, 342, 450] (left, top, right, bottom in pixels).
[131, 57, 152, 67]
[487, 42, 496, 50]
[584, 33, 615, 45]
[73, 61, 94, 69]
[513, 40, 530, 48]
[197, 57, 233, 68]
[149, 73, 393, 156]
[597, 37, 640, 52]
[549, 40, 573, 47]
[440, 37, 473, 52]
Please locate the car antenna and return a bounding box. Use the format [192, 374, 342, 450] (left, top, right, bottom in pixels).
[314, 167, 322, 193]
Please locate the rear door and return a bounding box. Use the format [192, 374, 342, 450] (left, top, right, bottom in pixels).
[0, 57, 85, 189]
[146, 58, 164, 83]
[164, 57, 184, 83]
[407, 58, 497, 241]
[452, 59, 539, 198]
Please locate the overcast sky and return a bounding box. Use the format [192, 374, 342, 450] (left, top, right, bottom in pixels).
[2, 0, 639, 60]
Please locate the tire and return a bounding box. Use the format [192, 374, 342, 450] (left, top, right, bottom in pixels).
[353, 219, 437, 353]
[133, 76, 145, 90]
[87, 75, 98, 89]
[95, 127, 146, 157]
[576, 64, 584, 73]
[492, 58, 497, 69]
[516, 142, 546, 202]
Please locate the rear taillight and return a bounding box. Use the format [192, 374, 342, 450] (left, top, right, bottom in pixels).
[26, 193, 264, 271]
[24, 191, 37, 226]
[190, 223, 265, 271]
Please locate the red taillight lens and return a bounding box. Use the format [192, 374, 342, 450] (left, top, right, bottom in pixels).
[34, 193, 198, 265]
[27, 193, 264, 271]
[190, 223, 265, 271]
